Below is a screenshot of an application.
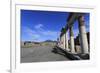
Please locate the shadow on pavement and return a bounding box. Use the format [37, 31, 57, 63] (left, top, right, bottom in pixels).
[52, 46, 89, 60]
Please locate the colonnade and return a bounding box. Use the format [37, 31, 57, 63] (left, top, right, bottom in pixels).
[58, 13, 89, 54]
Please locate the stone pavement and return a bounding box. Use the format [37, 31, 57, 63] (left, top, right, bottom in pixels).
[21, 45, 69, 63]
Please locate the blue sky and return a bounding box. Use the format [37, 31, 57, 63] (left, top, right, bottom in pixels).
[21, 10, 89, 42]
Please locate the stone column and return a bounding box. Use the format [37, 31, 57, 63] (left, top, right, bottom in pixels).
[60, 36, 62, 48]
[65, 32, 69, 51]
[60, 35, 63, 49]
[78, 15, 89, 54]
[69, 27, 75, 53]
[62, 34, 66, 49]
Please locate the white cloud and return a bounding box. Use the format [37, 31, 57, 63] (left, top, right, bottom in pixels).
[34, 24, 43, 29]
[22, 26, 40, 40]
[22, 26, 35, 34]
[42, 30, 59, 36]
[22, 26, 59, 42]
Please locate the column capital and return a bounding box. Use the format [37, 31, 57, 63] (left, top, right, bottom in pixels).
[78, 15, 85, 27]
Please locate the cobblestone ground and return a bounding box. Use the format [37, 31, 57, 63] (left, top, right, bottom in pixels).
[21, 45, 69, 63]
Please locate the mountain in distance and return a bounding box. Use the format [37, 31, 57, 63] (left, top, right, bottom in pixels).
[21, 40, 57, 44]
[43, 40, 57, 43]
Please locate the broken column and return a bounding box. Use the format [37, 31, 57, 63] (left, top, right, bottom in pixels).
[62, 33, 66, 49]
[59, 35, 62, 48]
[60, 28, 66, 49]
[69, 26, 75, 53]
[65, 32, 69, 51]
[59, 34, 64, 49]
[78, 15, 89, 54]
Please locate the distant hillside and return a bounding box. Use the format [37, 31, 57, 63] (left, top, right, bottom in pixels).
[43, 40, 57, 43]
[21, 40, 56, 48]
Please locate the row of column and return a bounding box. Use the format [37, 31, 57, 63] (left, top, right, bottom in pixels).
[58, 15, 89, 54]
